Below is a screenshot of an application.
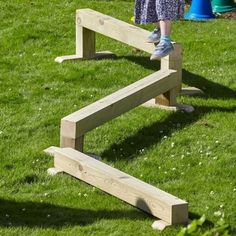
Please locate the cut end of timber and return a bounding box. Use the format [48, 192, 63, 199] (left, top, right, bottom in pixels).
[55, 51, 116, 63]
[47, 167, 62, 176]
[180, 87, 204, 96]
[55, 55, 83, 63]
[44, 146, 61, 156]
[142, 99, 194, 113]
[152, 220, 170, 231]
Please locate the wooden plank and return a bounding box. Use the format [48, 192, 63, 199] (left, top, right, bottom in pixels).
[76, 9, 181, 56]
[60, 69, 178, 139]
[76, 9, 154, 54]
[54, 147, 188, 225]
[179, 87, 204, 96]
[55, 51, 116, 63]
[44, 146, 61, 156]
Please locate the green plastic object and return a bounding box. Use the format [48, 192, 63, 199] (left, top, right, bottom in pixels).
[211, 0, 236, 13]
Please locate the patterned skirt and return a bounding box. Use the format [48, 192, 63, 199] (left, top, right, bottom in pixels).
[135, 0, 185, 24]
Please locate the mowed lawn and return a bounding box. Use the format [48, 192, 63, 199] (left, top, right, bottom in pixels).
[0, 1, 236, 235]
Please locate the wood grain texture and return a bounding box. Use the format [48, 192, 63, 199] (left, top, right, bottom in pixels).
[60, 69, 178, 139]
[76, 9, 181, 56]
[76, 25, 95, 58]
[54, 148, 188, 224]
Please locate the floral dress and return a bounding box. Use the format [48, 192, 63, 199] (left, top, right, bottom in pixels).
[135, 0, 185, 24]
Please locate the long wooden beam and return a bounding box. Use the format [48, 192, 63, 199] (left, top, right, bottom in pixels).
[61, 69, 178, 140]
[56, 9, 181, 64]
[53, 147, 188, 225]
[76, 8, 155, 54]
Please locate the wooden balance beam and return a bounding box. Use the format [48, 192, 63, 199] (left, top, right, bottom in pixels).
[55, 8, 188, 106]
[60, 69, 179, 151]
[55, 8, 202, 99]
[55, 8, 181, 61]
[48, 147, 188, 225]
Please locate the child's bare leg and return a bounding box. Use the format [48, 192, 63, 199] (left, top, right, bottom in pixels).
[159, 20, 171, 37]
[150, 20, 174, 60]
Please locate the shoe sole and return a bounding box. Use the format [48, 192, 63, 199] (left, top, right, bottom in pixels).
[147, 39, 160, 44]
[150, 49, 174, 60]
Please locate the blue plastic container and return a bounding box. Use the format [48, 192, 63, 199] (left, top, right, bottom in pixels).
[185, 0, 215, 20]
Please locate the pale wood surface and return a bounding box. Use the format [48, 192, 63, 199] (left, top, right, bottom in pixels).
[76, 9, 154, 54]
[142, 99, 194, 113]
[152, 220, 171, 231]
[55, 51, 116, 63]
[179, 87, 204, 96]
[61, 69, 179, 139]
[44, 146, 61, 156]
[156, 43, 183, 105]
[54, 147, 188, 224]
[60, 135, 84, 151]
[76, 9, 182, 56]
[76, 26, 95, 58]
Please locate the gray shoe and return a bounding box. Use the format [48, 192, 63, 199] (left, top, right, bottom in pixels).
[147, 28, 161, 43]
[150, 41, 174, 60]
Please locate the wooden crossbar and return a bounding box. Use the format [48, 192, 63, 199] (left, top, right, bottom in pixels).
[56, 9, 182, 71]
[76, 8, 155, 54]
[61, 69, 178, 143]
[53, 147, 188, 224]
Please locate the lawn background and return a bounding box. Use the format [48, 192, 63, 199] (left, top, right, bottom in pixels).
[0, 1, 236, 235]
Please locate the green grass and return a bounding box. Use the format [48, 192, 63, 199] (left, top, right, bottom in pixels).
[0, 1, 236, 235]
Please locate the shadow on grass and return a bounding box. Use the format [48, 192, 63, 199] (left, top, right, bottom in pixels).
[98, 55, 236, 161]
[188, 212, 214, 228]
[101, 105, 236, 162]
[0, 198, 151, 228]
[182, 69, 236, 99]
[0, 198, 216, 229]
[117, 55, 161, 71]
[120, 55, 236, 99]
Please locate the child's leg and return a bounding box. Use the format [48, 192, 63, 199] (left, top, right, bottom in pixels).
[159, 20, 171, 37]
[147, 22, 160, 43]
[150, 20, 174, 60]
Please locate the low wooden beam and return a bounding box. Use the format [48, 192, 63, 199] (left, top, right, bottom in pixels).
[56, 9, 182, 65]
[53, 147, 188, 225]
[60, 69, 178, 140]
[76, 8, 155, 54]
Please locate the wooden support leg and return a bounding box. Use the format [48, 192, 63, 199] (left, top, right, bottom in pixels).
[155, 88, 177, 106]
[76, 24, 95, 59]
[55, 12, 116, 63]
[155, 44, 183, 106]
[60, 136, 84, 152]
